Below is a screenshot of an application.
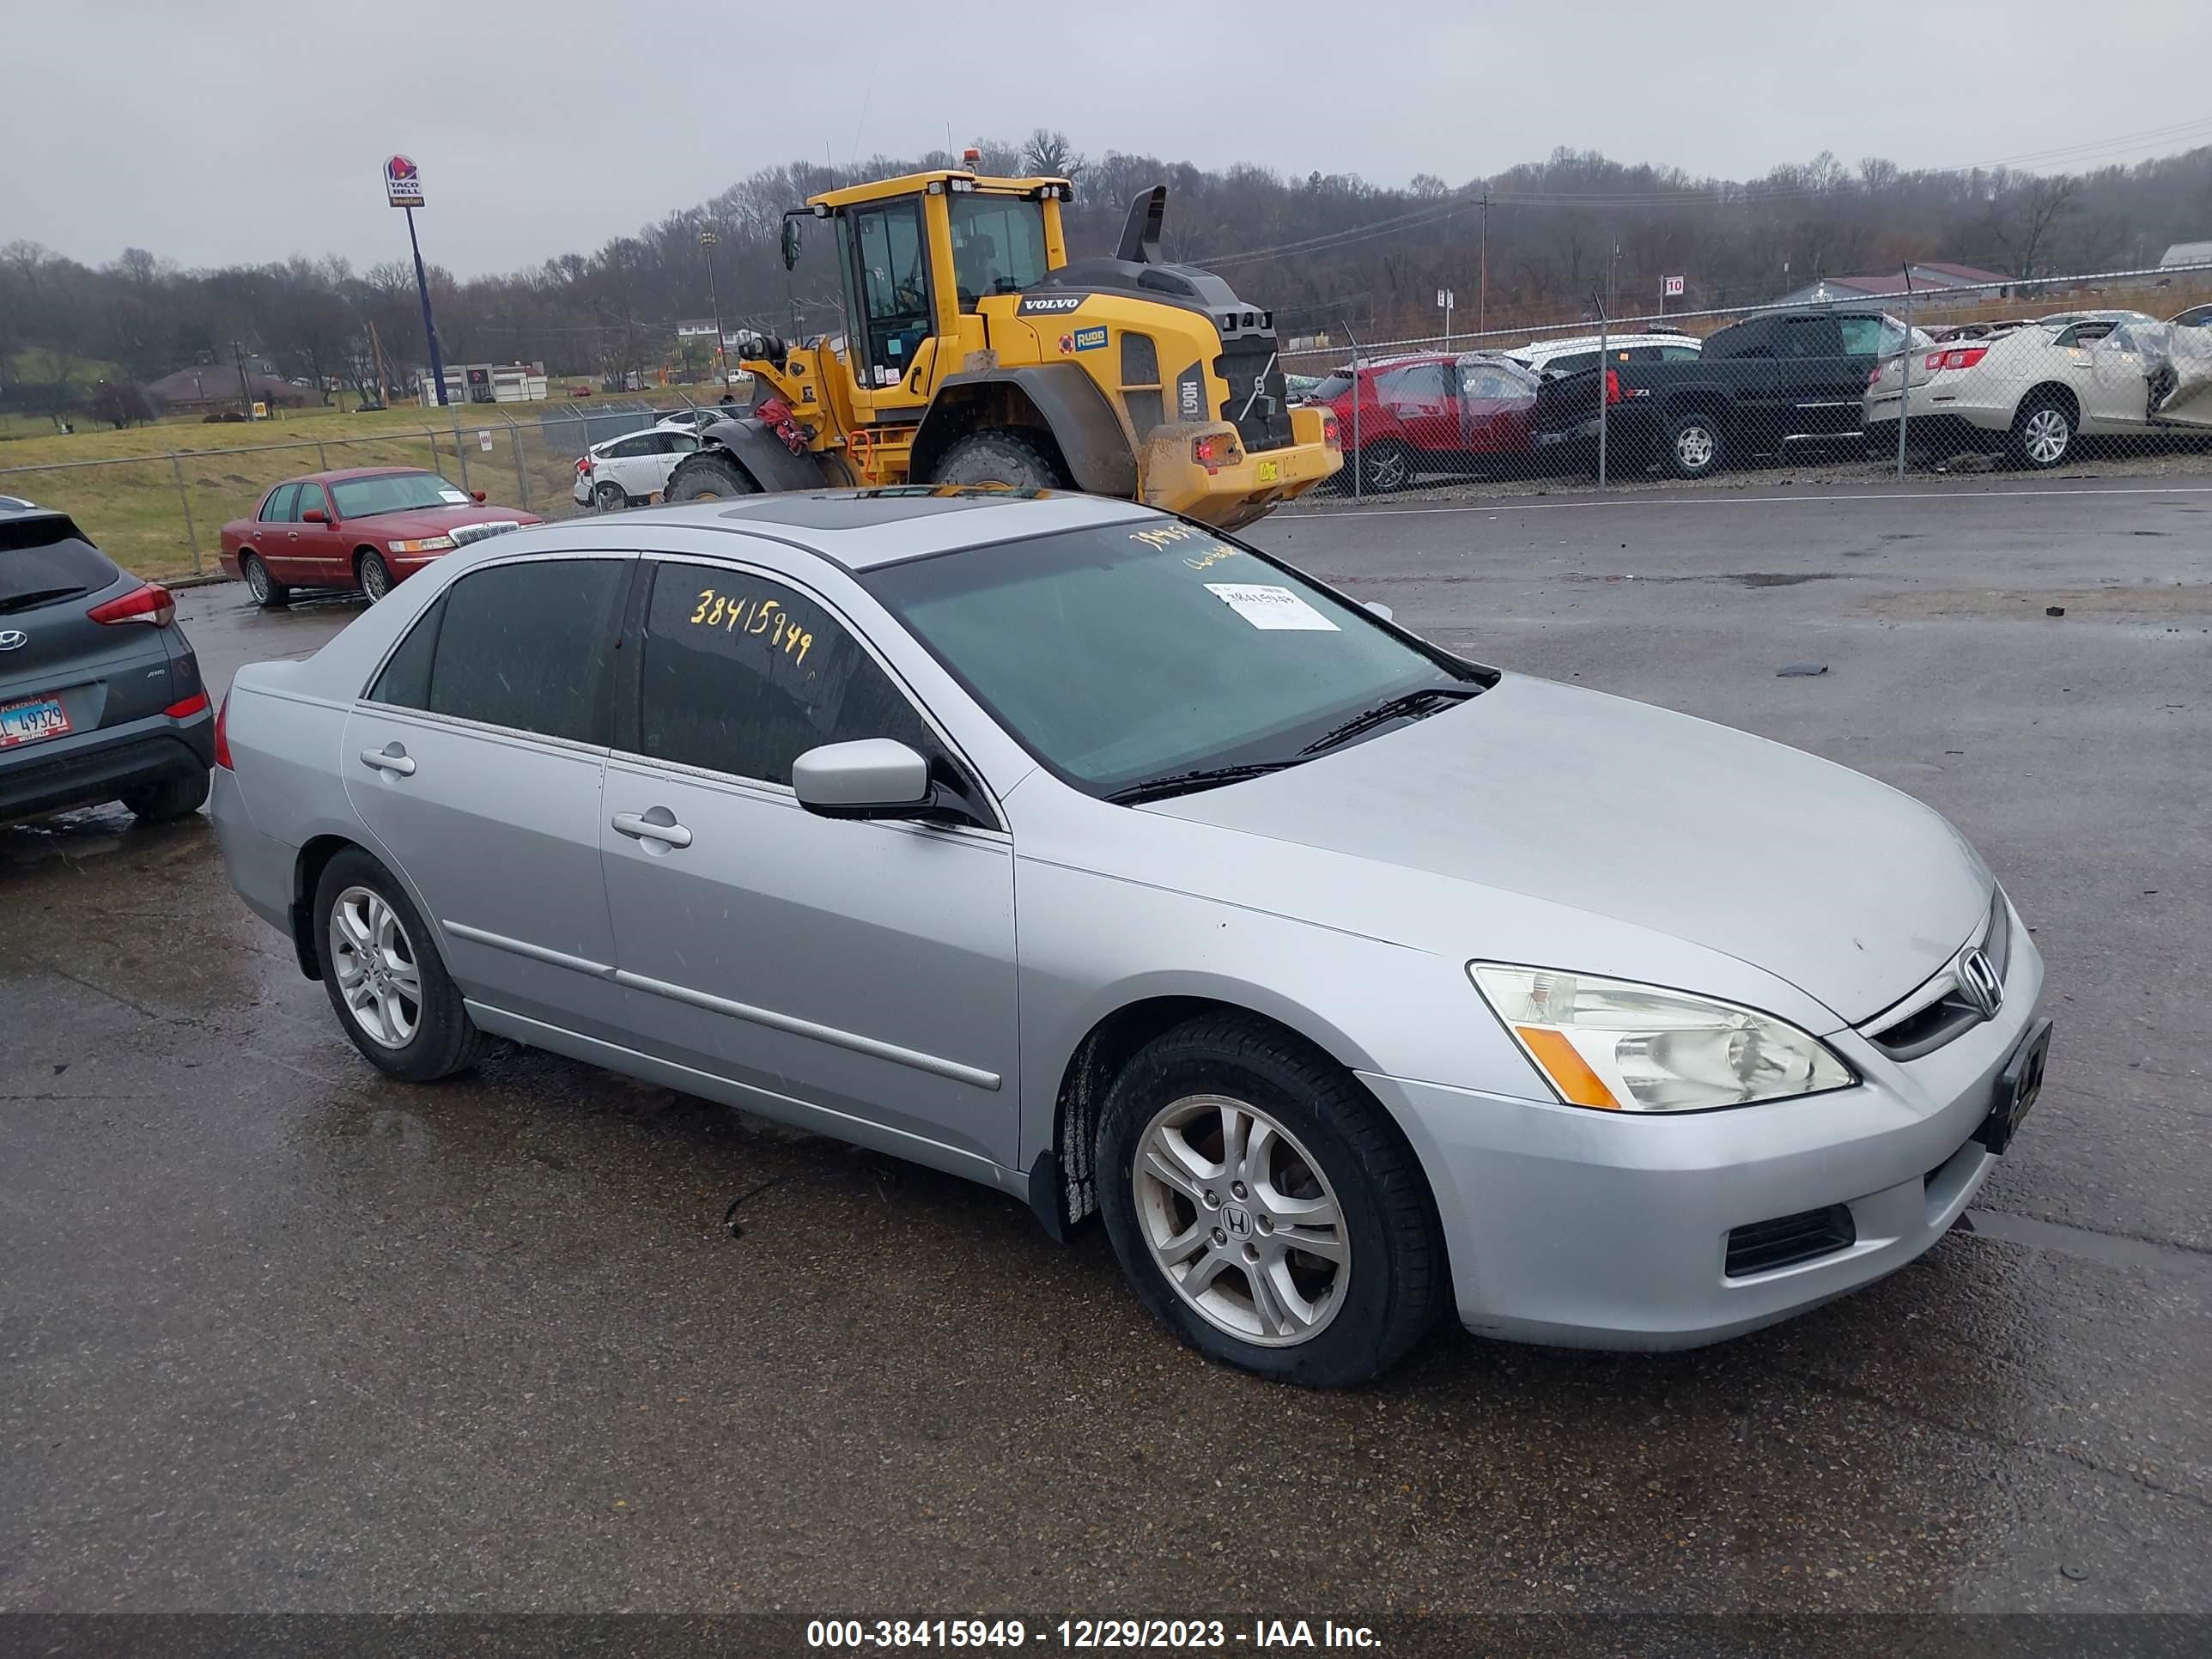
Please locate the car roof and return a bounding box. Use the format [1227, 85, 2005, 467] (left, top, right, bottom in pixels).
[280, 467, 440, 486]
[512, 488, 1158, 572]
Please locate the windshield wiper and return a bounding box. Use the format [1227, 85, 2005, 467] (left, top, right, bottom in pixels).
[1298, 684, 1480, 757]
[1104, 760, 1305, 805]
[0, 586, 89, 614]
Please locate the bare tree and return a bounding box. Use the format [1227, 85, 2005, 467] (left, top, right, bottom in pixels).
[1021, 128, 1085, 180]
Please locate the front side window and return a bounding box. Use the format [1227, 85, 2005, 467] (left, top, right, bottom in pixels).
[1541, 351, 1597, 377]
[1659, 343, 1701, 361]
[294, 484, 330, 521]
[1376, 363, 1450, 404]
[329, 471, 473, 519]
[383, 558, 629, 743]
[636, 562, 933, 787]
[862, 521, 1483, 798]
[1838, 317, 1889, 356]
[949, 194, 1049, 308]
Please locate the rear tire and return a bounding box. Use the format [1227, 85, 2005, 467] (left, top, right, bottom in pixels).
[313, 848, 489, 1082]
[1354, 441, 1413, 493]
[929, 429, 1066, 490]
[594, 479, 628, 512]
[121, 767, 210, 823]
[356, 550, 393, 603]
[662, 450, 759, 502]
[241, 553, 289, 610]
[2010, 394, 2076, 470]
[1097, 1013, 1447, 1387]
[1661, 410, 1724, 479]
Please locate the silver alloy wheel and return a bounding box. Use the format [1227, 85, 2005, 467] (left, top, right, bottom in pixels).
[244, 556, 270, 604]
[1133, 1092, 1351, 1347]
[596, 480, 627, 511]
[1675, 422, 1717, 471]
[2021, 405, 2070, 465]
[328, 884, 422, 1049]
[359, 554, 392, 602]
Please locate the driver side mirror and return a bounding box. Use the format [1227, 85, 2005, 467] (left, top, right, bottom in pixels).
[792, 738, 933, 820]
[780, 218, 803, 271]
[471, 489, 487, 503]
[301, 507, 326, 524]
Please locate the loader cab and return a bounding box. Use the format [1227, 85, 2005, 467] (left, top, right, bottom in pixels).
[800, 170, 1073, 427]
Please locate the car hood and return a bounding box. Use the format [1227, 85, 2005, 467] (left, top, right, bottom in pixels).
[1146, 674, 1990, 1026]
[347, 504, 540, 538]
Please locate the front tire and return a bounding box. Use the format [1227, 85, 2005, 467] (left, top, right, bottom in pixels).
[1097, 1013, 1447, 1387]
[663, 451, 759, 502]
[314, 848, 489, 1082]
[1662, 410, 1724, 479]
[121, 767, 210, 823]
[356, 550, 393, 603]
[241, 553, 290, 610]
[929, 429, 1065, 490]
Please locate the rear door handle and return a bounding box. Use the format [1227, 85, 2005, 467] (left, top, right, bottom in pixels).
[611, 808, 691, 849]
[359, 744, 416, 776]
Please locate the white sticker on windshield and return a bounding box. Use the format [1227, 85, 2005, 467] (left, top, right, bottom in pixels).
[1205, 583, 1340, 632]
[438, 489, 470, 504]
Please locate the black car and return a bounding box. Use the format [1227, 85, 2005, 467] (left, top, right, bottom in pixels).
[1528, 307, 1923, 480]
[0, 505, 215, 825]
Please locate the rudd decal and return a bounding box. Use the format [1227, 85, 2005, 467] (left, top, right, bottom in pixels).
[1018, 294, 1086, 314]
[1072, 325, 1108, 352]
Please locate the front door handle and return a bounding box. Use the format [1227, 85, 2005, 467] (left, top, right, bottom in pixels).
[359, 743, 416, 776]
[611, 807, 692, 849]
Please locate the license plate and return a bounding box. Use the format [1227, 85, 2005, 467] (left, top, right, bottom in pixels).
[1977, 1018, 2052, 1156]
[1256, 459, 1280, 484]
[0, 695, 72, 748]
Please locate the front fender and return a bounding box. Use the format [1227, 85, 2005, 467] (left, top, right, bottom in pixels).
[700, 416, 833, 494]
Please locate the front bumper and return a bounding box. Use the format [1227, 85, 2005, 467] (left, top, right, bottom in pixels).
[1362, 922, 2045, 1350]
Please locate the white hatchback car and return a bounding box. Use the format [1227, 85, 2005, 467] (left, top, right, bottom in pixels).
[573, 428, 702, 511]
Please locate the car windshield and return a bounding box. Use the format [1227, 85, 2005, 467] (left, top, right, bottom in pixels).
[328, 471, 471, 518]
[861, 520, 1485, 799]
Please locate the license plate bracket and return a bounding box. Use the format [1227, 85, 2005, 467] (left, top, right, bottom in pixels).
[0, 694, 73, 748]
[1976, 1017, 2052, 1156]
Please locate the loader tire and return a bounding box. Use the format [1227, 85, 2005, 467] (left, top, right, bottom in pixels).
[929, 429, 1066, 491]
[663, 450, 760, 503]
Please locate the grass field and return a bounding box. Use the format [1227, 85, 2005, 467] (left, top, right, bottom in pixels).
[0, 396, 710, 581]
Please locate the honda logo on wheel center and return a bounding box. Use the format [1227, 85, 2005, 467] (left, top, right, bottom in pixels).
[1221, 1205, 1254, 1239]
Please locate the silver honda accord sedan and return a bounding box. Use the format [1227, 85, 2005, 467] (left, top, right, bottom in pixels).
[210, 489, 2051, 1386]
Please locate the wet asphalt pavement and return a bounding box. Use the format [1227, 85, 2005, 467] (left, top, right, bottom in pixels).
[3, 474, 2209, 1620]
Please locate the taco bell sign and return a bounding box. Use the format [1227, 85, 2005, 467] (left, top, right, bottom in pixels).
[385, 155, 424, 209]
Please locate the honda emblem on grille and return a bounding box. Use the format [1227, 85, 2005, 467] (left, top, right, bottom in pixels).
[1957, 946, 2004, 1020]
[0, 629, 27, 652]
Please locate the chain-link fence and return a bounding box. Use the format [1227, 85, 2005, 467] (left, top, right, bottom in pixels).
[1281, 260, 2212, 499]
[0, 392, 738, 584]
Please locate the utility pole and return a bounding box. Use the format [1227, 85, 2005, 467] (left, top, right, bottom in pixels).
[701, 228, 726, 388]
[1478, 191, 1490, 335]
[231, 339, 252, 415]
[368, 319, 390, 408]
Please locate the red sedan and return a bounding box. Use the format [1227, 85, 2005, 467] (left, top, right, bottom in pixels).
[1307, 352, 1540, 491]
[219, 468, 539, 608]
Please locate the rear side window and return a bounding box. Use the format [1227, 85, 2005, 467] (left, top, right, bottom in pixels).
[636, 562, 933, 786]
[416, 559, 627, 743]
[1, 516, 120, 611]
[261, 483, 301, 522]
[368, 598, 441, 708]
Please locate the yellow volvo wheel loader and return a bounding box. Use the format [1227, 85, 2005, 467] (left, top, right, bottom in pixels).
[663, 165, 1341, 527]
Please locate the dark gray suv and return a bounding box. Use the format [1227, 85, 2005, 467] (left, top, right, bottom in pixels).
[1, 505, 214, 824]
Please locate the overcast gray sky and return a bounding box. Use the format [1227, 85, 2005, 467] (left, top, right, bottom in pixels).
[13, 0, 2210, 277]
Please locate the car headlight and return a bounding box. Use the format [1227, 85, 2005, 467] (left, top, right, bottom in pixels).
[387, 535, 456, 555]
[1469, 963, 1855, 1113]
